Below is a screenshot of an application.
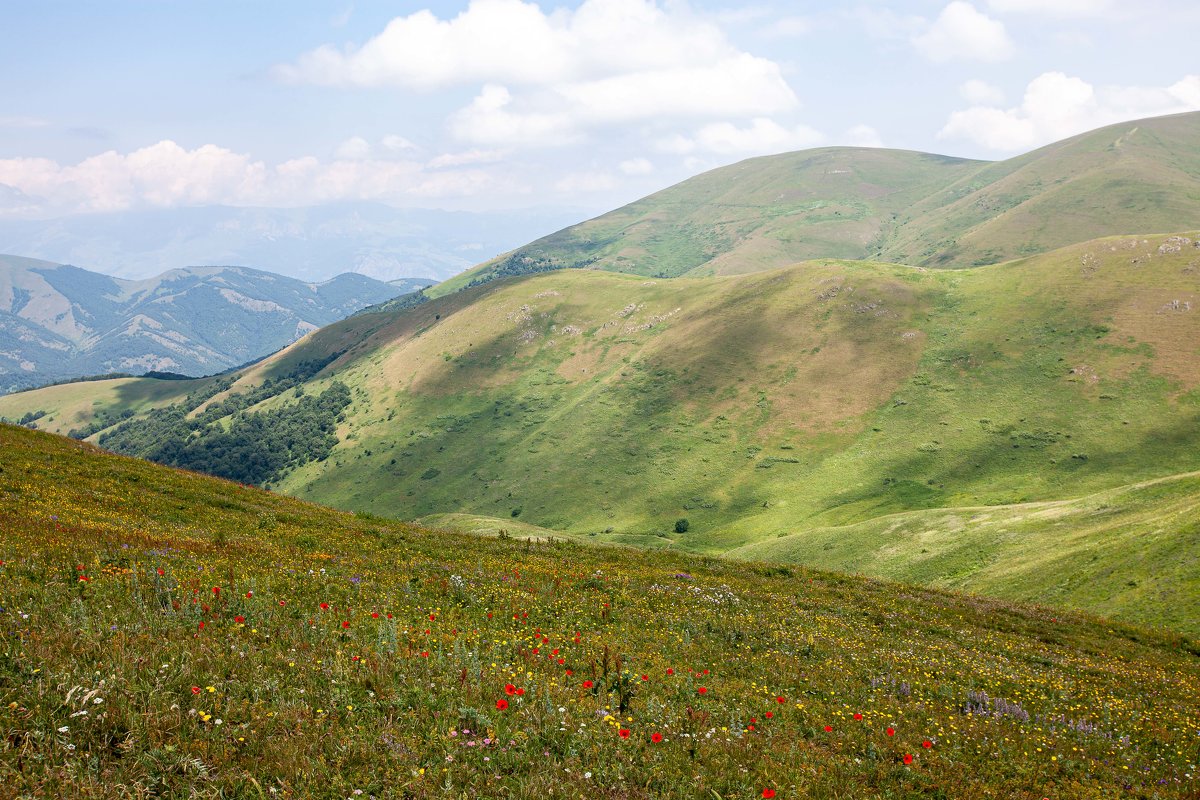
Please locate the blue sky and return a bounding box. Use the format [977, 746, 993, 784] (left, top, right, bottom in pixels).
[2, 0, 1198, 217]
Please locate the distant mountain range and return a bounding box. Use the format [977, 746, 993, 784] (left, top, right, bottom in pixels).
[437, 110, 1200, 294]
[0, 255, 426, 392]
[0, 202, 590, 283]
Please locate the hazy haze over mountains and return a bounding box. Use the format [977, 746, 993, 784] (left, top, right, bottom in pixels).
[0, 203, 591, 283]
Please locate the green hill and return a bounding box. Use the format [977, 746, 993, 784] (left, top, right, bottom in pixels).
[6, 232, 1200, 632]
[1, 422, 1197, 797]
[434, 111, 1200, 295]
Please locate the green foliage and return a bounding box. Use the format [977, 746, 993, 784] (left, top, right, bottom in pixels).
[674, 518, 690, 533]
[97, 355, 349, 486]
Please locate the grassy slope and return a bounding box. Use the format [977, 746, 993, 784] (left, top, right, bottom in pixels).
[0, 376, 213, 436]
[7, 232, 1200, 632]
[885, 111, 1200, 267]
[1, 422, 1197, 798]
[433, 111, 1200, 296]
[432, 147, 981, 294]
[727, 470, 1200, 634]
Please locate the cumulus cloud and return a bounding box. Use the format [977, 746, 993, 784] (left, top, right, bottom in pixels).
[987, 0, 1114, 16]
[913, 2, 1014, 62]
[426, 148, 507, 169]
[618, 157, 654, 175]
[661, 118, 823, 156]
[334, 134, 419, 160]
[939, 72, 1200, 151]
[277, 0, 797, 147]
[554, 169, 618, 193]
[0, 140, 510, 216]
[844, 124, 883, 148]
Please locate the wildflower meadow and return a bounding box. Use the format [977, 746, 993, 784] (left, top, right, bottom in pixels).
[0, 425, 1197, 798]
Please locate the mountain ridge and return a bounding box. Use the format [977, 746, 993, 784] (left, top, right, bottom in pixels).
[431, 110, 1200, 295]
[0, 255, 429, 392]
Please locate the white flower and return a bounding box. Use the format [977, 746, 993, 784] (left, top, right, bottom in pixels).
[214, 718, 223, 726]
[92, 697, 103, 705]
[57, 726, 69, 733]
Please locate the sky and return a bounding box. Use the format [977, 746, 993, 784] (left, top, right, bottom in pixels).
[2, 0, 1199, 219]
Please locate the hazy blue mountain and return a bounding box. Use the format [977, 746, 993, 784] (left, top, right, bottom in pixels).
[0, 255, 417, 392]
[0, 203, 592, 282]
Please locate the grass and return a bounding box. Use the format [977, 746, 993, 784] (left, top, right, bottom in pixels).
[726, 470, 1200, 635]
[432, 111, 1200, 294]
[6, 232, 1200, 634]
[1, 422, 1198, 798]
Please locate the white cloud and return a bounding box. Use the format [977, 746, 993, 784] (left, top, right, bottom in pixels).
[0, 139, 513, 216]
[844, 124, 883, 148]
[334, 136, 373, 160]
[661, 118, 823, 156]
[939, 72, 1200, 151]
[555, 170, 617, 193]
[381, 134, 417, 152]
[448, 85, 580, 147]
[961, 79, 1006, 105]
[278, 0, 797, 147]
[427, 148, 507, 169]
[618, 157, 654, 175]
[761, 15, 812, 38]
[987, 0, 1114, 16]
[913, 2, 1014, 63]
[335, 134, 419, 160]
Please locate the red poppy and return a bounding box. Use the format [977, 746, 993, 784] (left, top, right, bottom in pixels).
[505, 683, 517, 696]
[341, 620, 350, 629]
[278, 600, 287, 607]
[922, 740, 932, 749]
[651, 732, 663, 743]
[429, 614, 436, 621]
[191, 686, 200, 694]
[903, 754, 913, 765]
[641, 674, 649, 681]
[697, 687, 708, 695]
[234, 615, 245, 624]
[776, 696, 785, 704]
[496, 699, 508, 710]
[582, 680, 594, 689]
[765, 711, 773, 719]
[619, 728, 630, 739]
[853, 713, 863, 721]
[886, 727, 895, 737]
[245, 591, 253, 598]
[212, 587, 220, 595]
[319, 602, 330, 610]
[666, 668, 675, 675]
[516, 687, 525, 696]
[762, 790, 776, 799]
[371, 612, 380, 619]
[156, 568, 165, 576]
[823, 725, 832, 732]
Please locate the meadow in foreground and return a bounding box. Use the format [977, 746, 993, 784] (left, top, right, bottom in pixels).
[0, 425, 1197, 798]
